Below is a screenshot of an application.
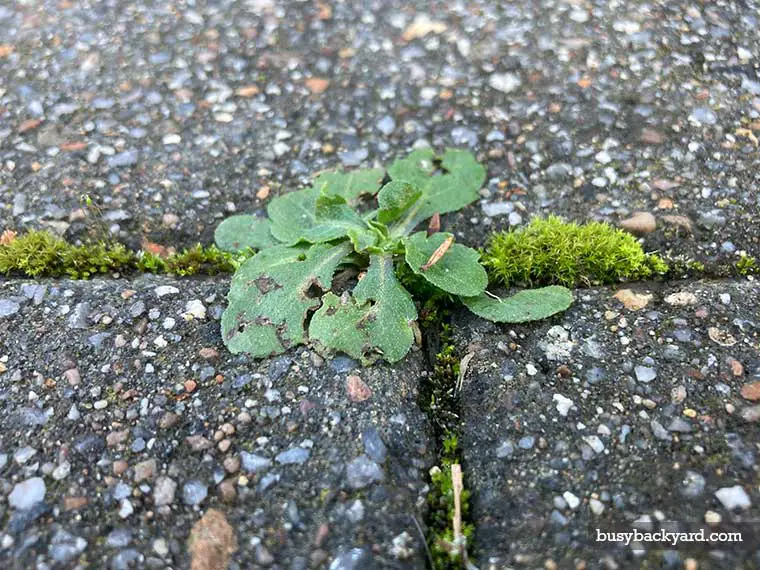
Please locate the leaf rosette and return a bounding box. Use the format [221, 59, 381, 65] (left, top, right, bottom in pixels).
[216, 150, 573, 363]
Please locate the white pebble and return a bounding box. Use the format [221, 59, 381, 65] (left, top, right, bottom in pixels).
[563, 491, 581, 510]
[553, 394, 575, 417]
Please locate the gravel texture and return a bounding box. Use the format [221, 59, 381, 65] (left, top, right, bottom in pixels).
[450, 279, 760, 569]
[2, 0, 760, 568]
[0, 276, 433, 568]
[1, 1, 759, 268]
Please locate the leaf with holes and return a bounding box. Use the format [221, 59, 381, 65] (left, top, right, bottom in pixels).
[214, 215, 279, 252]
[216, 149, 574, 365]
[310, 253, 417, 362]
[308, 293, 371, 360]
[404, 232, 487, 297]
[221, 241, 351, 357]
[354, 253, 417, 361]
[461, 286, 573, 323]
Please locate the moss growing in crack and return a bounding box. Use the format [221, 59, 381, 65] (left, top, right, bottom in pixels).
[736, 254, 758, 276]
[0, 230, 135, 278]
[688, 260, 706, 273]
[424, 324, 461, 433]
[137, 244, 249, 276]
[0, 230, 250, 278]
[421, 324, 475, 569]
[427, 434, 475, 569]
[482, 215, 668, 287]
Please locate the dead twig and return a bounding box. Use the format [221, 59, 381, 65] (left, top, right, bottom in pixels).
[409, 514, 435, 569]
[456, 352, 474, 395]
[427, 212, 441, 236]
[452, 463, 463, 541]
[421, 235, 454, 271]
[447, 464, 479, 570]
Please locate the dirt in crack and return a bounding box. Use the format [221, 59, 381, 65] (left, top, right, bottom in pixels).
[419, 318, 476, 570]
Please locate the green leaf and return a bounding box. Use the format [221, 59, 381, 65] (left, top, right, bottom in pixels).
[268, 187, 368, 244]
[377, 181, 422, 224]
[461, 286, 573, 323]
[221, 241, 351, 357]
[308, 293, 371, 360]
[315, 191, 366, 226]
[310, 254, 417, 363]
[404, 232, 487, 297]
[386, 148, 437, 187]
[388, 148, 486, 235]
[214, 215, 278, 252]
[267, 187, 320, 244]
[312, 168, 385, 203]
[347, 228, 380, 253]
[353, 254, 417, 361]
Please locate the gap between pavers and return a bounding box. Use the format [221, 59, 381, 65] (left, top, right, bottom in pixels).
[450, 278, 760, 569]
[0, 275, 435, 569]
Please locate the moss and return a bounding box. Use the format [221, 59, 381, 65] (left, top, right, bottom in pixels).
[0, 230, 252, 279]
[427, 434, 475, 569]
[138, 244, 250, 276]
[60, 242, 136, 279]
[736, 254, 758, 276]
[688, 260, 705, 273]
[423, 324, 461, 433]
[0, 230, 136, 278]
[420, 325, 475, 569]
[482, 216, 668, 287]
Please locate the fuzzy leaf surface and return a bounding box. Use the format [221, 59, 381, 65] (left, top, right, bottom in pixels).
[353, 253, 417, 361]
[347, 228, 380, 253]
[312, 168, 385, 203]
[377, 181, 422, 224]
[404, 232, 487, 297]
[267, 188, 368, 244]
[388, 148, 486, 234]
[221, 242, 351, 357]
[266, 188, 320, 244]
[310, 254, 417, 362]
[308, 293, 370, 361]
[461, 286, 573, 323]
[214, 215, 278, 252]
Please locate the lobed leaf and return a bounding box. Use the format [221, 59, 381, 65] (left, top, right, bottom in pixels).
[387, 148, 486, 235]
[267, 187, 369, 244]
[353, 254, 417, 361]
[312, 168, 385, 203]
[404, 232, 487, 297]
[310, 253, 417, 363]
[221, 241, 352, 357]
[214, 215, 278, 252]
[461, 286, 573, 323]
[308, 293, 371, 359]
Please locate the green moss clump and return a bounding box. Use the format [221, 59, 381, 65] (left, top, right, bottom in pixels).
[60, 242, 136, 279]
[736, 254, 758, 276]
[482, 215, 668, 287]
[0, 230, 68, 277]
[427, 435, 475, 569]
[0, 230, 252, 279]
[137, 245, 250, 276]
[420, 325, 476, 569]
[0, 230, 137, 278]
